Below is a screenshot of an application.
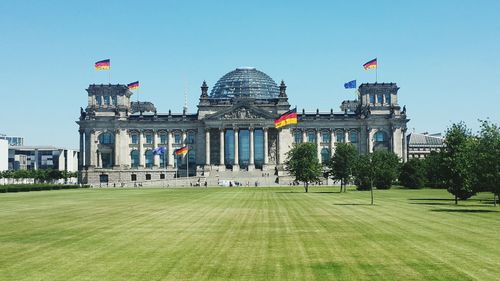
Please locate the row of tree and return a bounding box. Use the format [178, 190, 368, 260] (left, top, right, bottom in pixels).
[285, 120, 499, 205]
[0, 169, 78, 183]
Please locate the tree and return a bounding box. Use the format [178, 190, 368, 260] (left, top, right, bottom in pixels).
[353, 154, 376, 204]
[442, 122, 476, 204]
[328, 143, 358, 192]
[474, 120, 500, 206]
[285, 143, 322, 193]
[399, 159, 426, 188]
[371, 150, 401, 189]
[423, 151, 446, 188]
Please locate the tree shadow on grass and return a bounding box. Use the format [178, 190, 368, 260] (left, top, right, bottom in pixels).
[332, 203, 373, 206]
[410, 202, 490, 207]
[430, 209, 498, 213]
[409, 198, 455, 201]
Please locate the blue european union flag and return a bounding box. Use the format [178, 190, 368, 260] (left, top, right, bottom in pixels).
[153, 146, 167, 155]
[344, 80, 356, 89]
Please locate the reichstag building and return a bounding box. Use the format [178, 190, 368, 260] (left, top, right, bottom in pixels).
[77, 67, 409, 185]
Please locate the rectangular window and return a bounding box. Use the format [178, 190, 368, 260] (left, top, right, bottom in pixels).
[160, 134, 167, 144]
[308, 132, 316, 143]
[131, 134, 139, 144]
[369, 94, 375, 104]
[145, 134, 153, 144]
[187, 133, 195, 144]
[322, 132, 330, 143]
[294, 131, 302, 144]
[112, 96, 117, 106]
[349, 132, 358, 143]
[96, 96, 102, 105]
[336, 132, 345, 143]
[377, 94, 383, 104]
[104, 96, 110, 106]
[174, 133, 182, 144]
[385, 93, 391, 104]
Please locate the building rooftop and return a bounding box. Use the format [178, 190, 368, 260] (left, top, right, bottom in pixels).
[407, 133, 445, 147]
[210, 67, 280, 99]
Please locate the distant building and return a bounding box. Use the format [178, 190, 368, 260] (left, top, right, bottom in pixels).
[0, 139, 8, 171]
[0, 134, 24, 146]
[406, 133, 445, 160]
[8, 146, 79, 172]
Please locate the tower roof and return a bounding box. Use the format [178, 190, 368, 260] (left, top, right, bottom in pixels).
[209, 67, 279, 99]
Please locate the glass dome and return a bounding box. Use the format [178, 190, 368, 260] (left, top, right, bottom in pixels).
[210, 67, 279, 99]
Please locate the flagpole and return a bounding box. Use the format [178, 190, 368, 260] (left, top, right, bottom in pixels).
[376, 57, 378, 83]
[186, 145, 189, 179]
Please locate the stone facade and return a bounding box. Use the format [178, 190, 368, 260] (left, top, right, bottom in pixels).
[77, 68, 409, 186]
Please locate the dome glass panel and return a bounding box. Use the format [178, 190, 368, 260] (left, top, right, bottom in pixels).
[210, 67, 279, 99]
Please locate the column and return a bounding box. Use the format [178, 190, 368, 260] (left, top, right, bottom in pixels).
[139, 130, 145, 167]
[205, 129, 210, 165]
[367, 128, 373, 153]
[90, 131, 97, 167]
[316, 129, 321, 164]
[78, 129, 84, 169]
[249, 128, 255, 170]
[167, 130, 174, 168]
[302, 129, 306, 143]
[345, 129, 350, 143]
[114, 129, 120, 168]
[402, 129, 407, 162]
[84, 129, 91, 167]
[219, 129, 225, 166]
[153, 130, 159, 167]
[329, 129, 335, 156]
[391, 127, 396, 154]
[234, 128, 239, 166]
[263, 128, 269, 165]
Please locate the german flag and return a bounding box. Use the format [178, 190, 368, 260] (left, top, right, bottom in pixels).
[274, 108, 298, 129]
[363, 58, 377, 70]
[127, 81, 139, 90]
[95, 59, 110, 70]
[175, 146, 189, 156]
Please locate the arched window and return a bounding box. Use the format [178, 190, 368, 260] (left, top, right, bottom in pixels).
[322, 131, 331, 143]
[99, 132, 114, 144]
[187, 132, 196, 144]
[145, 150, 154, 168]
[130, 150, 139, 168]
[374, 131, 387, 142]
[349, 131, 358, 143]
[321, 148, 330, 164]
[336, 131, 345, 143]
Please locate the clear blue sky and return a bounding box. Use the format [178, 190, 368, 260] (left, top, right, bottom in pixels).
[1, 0, 499, 148]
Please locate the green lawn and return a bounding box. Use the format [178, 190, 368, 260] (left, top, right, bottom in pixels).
[0, 187, 498, 281]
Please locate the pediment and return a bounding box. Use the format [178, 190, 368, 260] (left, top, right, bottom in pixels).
[204, 104, 275, 121]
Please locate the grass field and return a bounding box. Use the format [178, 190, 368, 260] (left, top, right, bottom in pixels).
[0, 186, 499, 281]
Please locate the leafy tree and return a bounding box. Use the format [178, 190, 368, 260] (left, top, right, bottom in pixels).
[399, 159, 426, 188]
[328, 143, 358, 192]
[422, 151, 446, 188]
[442, 122, 476, 204]
[372, 150, 401, 189]
[353, 154, 376, 204]
[474, 120, 500, 206]
[285, 143, 322, 193]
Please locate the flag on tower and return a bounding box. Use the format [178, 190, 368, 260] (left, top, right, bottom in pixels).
[274, 108, 298, 129]
[95, 59, 110, 70]
[127, 81, 139, 90]
[175, 146, 189, 156]
[363, 58, 377, 70]
[344, 80, 356, 89]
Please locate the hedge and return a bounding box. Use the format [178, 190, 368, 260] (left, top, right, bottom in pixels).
[0, 184, 89, 193]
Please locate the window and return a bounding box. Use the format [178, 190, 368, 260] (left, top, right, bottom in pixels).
[369, 94, 375, 104]
[160, 174, 165, 179]
[130, 150, 139, 168]
[112, 96, 117, 106]
[254, 129, 264, 166]
[322, 131, 330, 143]
[159, 134, 167, 144]
[377, 94, 383, 104]
[130, 134, 139, 144]
[187, 132, 195, 144]
[374, 131, 386, 142]
[99, 174, 108, 183]
[336, 131, 345, 143]
[145, 150, 154, 168]
[385, 93, 391, 104]
[145, 134, 153, 144]
[160, 153, 166, 168]
[99, 132, 114, 144]
[131, 174, 137, 181]
[174, 133, 182, 144]
[321, 148, 330, 164]
[96, 96, 102, 106]
[349, 132, 358, 143]
[294, 131, 302, 144]
[145, 174, 151, 180]
[307, 131, 316, 143]
[104, 96, 110, 106]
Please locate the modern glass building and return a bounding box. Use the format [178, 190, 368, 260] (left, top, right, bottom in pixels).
[77, 67, 409, 185]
